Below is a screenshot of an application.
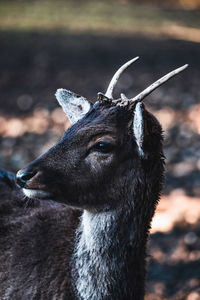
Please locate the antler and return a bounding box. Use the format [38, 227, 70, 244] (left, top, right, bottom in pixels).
[104, 57, 139, 99]
[124, 64, 189, 104]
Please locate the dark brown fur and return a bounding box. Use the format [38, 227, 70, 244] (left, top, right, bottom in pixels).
[0, 101, 164, 299]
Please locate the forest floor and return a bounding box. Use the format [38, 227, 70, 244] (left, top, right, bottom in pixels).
[0, 1, 200, 299]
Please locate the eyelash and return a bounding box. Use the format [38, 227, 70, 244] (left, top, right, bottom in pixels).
[92, 142, 114, 153]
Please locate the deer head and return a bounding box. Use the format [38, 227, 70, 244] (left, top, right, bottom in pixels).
[16, 58, 188, 211]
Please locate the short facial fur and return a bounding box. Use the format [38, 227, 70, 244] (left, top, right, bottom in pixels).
[21, 101, 163, 211]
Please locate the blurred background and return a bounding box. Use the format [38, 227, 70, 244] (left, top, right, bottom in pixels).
[0, 0, 200, 298]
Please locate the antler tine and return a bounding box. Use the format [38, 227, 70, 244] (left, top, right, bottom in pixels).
[104, 57, 139, 99]
[120, 93, 129, 101]
[130, 64, 189, 103]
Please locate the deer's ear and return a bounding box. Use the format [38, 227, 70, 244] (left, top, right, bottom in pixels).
[133, 102, 144, 157]
[55, 89, 91, 124]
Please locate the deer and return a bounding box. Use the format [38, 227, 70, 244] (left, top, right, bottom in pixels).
[0, 58, 188, 300]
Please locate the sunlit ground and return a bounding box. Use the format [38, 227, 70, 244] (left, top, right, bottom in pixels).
[152, 191, 200, 233]
[0, 0, 200, 42]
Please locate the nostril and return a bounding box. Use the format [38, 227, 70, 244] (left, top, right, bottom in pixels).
[16, 170, 36, 187]
[21, 172, 36, 182]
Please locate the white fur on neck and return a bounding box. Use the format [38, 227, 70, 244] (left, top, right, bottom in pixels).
[133, 102, 144, 156]
[73, 210, 132, 300]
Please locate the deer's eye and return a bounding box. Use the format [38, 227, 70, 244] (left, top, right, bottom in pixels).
[92, 142, 114, 154]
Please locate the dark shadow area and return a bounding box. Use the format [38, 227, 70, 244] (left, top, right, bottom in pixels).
[0, 30, 199, 115]
[165, 170, 200, 196]
[147, 222, 200, 299]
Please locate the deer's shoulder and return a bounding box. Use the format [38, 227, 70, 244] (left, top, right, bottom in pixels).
[0, 195, 80, 300]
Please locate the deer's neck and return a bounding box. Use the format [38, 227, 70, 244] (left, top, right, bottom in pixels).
[73, 206, 146, 300]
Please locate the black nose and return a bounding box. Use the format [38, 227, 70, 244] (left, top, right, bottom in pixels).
[16, 170, 36, 188]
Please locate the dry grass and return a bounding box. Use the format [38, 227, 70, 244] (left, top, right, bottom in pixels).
[0, 1, 200, 42]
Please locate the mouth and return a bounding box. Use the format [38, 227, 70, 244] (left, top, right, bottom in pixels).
[22, 188, 52, 200]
